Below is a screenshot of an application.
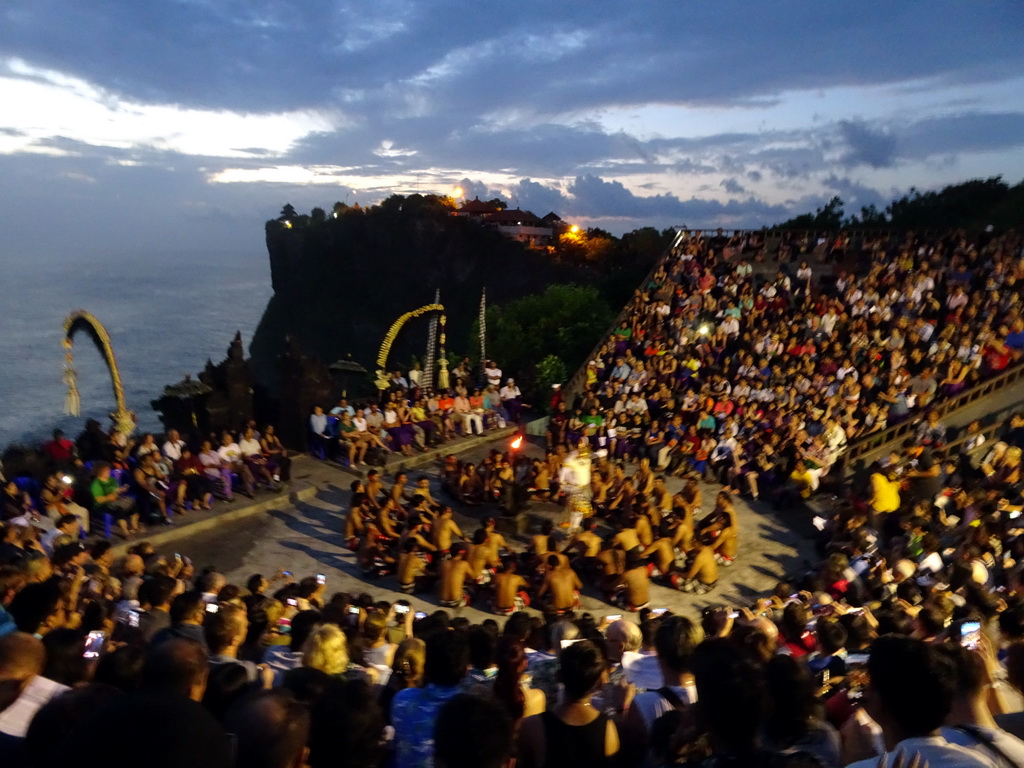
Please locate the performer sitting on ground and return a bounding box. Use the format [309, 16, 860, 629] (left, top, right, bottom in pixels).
[564, 517, 603, 576]
[431, 506, 466, 555]
[679, 535, 719, 594]
[439, 543, 473, 608]
[641, 521, 678, 584]
[397, 539, 431, 594]
[493, 560, 531, 615]
[612, 550, 651, 612]
[537, 554, 582, 613]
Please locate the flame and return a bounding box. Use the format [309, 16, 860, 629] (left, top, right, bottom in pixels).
[510, 436, 523, 450]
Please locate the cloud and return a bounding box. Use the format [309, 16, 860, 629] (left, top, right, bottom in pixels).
[0, 0, 1023, 256]
[0, 58, 341, 159]
[720, 177, 747, 194]
[838, 120, 897, 168]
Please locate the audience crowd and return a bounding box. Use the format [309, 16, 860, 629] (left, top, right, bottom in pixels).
[556, 228, 1024, 504]
[3, 421, 293, 540]
[3, 228, 1024, 767]
[309, 357, 522, 466]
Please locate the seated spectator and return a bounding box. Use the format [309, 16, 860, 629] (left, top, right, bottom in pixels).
[151, 591, 208, 650]
[39, 471, 90, 532]
[89, 462, 138, 538]
[259, 425, 292, 482]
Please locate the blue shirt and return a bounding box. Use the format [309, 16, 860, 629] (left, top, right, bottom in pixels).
[391, 683, 463, 768]
[0, 606, 16, 637]
[1006, 331, 1024, 350]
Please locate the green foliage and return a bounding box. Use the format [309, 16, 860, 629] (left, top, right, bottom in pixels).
[776, 196, 845, 229]
[881, 177, 1022, 229]
[479, 284, 613, 385]
[535, 355, 568, 411]
[777, 177, 1024, 230]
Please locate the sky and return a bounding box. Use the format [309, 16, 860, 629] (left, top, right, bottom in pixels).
[2, 1, 1023, 261]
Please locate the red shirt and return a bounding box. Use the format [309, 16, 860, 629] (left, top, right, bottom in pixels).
[43, 438, 75, 463]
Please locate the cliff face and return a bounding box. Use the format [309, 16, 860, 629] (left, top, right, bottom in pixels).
[250, 197, 590, 394]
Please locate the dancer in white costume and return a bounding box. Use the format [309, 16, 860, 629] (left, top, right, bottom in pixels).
[558, 441, 606, 532]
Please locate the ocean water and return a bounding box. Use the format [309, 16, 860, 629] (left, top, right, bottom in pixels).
[0, 253, 272, 447]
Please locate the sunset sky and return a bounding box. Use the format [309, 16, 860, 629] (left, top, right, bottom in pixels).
[2, 1, 1023, 261]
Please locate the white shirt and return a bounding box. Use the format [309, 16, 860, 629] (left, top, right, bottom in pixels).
[621, 651, 664, 691]
[218, 443, 242, 463]
[239, 437, 262, 457]
[847, 735, 998, 768]
[500, 384, 521, 401]
[942, 725, 1024, 768]
[631, 683, 697, 733]
[162, 439, 186, 461]
[0, 675, 70, 737]
[485, 366, 502, 386]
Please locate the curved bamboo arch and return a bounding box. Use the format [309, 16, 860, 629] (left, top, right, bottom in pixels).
[62, 309, 136, 435]
[375, 303, 445, 390]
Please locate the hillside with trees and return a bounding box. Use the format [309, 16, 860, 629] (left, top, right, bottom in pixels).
[249, 194, 671, 399]
[774, 176, 1024, 230]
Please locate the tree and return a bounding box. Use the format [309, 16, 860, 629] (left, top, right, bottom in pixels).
[776, 196, 844, 229]
[486, 198, 509, 211]
[279, 203, 297, 220]
[310, 207, 326, 224]
[478, 284, 614, 392]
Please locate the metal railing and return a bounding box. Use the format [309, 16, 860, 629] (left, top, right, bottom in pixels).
[842, 360, 1024, 468]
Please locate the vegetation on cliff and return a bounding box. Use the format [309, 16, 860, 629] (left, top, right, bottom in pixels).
[250, 194, 670, 398]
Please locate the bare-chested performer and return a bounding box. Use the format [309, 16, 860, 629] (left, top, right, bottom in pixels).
[614, 550, 650, 612]
[641, 521, 677, 581]
[680, 536, 719, 594]
[431, 506, 466, 555]
[493, 560, 531, 615]
[439, 543, 473, 608]
[538, 555, 582, 613]
[397, 538, 430, 594]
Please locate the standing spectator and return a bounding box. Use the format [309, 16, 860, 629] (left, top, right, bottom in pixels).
[485, 361, 503, 389]
[846, 636, 994, 768]
[42, 430, 76, 467]
[435, 693, 515, 768]
[392, 630, 469, 768]
[309, 406, 331, 459]
[519, 639, 619, 768]
[624, 615, 703, 762]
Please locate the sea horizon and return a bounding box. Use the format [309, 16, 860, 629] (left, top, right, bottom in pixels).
[0, 250, 272, 449]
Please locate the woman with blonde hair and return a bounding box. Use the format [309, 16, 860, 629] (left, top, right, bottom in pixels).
[302, 624, 349, 676]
